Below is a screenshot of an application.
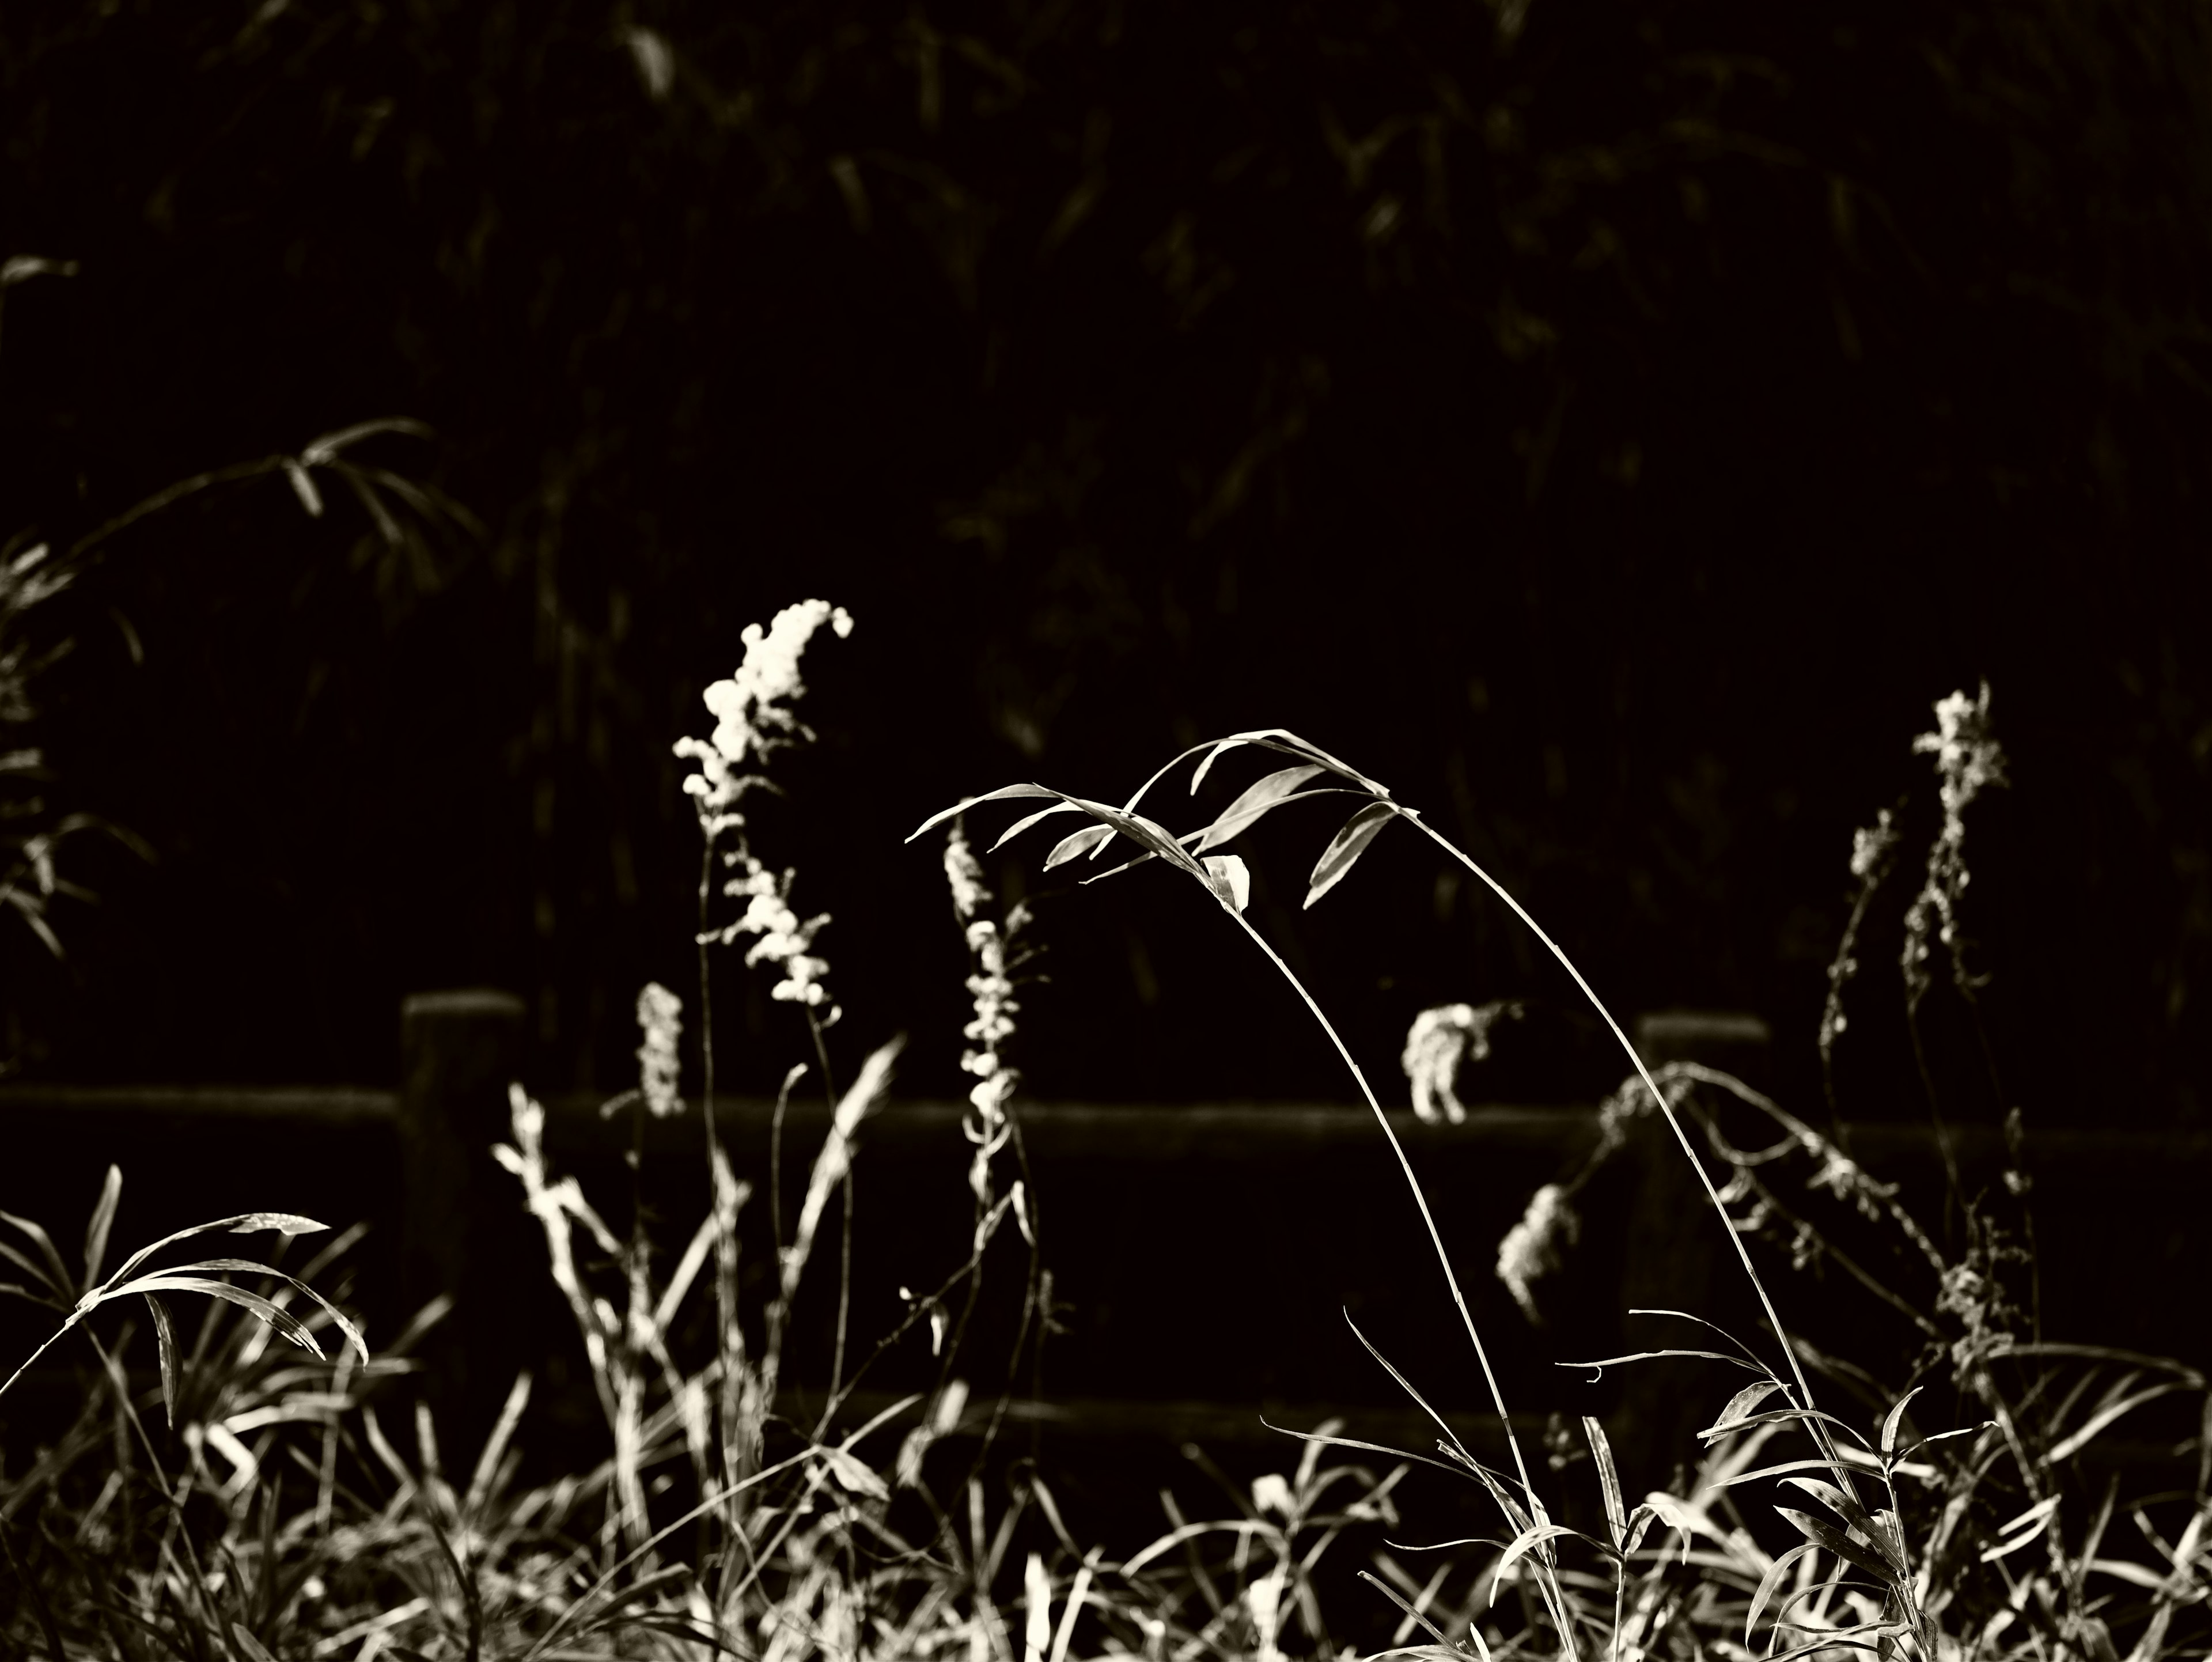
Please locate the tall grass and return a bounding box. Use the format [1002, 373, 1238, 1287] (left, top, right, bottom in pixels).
[4, 649, 2203, 1662]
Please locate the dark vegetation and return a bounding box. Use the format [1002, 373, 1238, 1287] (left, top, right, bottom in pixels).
[0, 0, 2207, 1125]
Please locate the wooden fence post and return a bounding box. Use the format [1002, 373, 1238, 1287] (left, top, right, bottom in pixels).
[1612, 1010, 1773, 1492]
[397, 988, 530, 1448]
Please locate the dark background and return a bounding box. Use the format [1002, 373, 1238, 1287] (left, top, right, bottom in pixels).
[3, 0, 2208, 1131]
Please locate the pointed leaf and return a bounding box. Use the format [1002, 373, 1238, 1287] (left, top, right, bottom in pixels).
[1195, 765, 1326, 851]
[108, 1277, 327, 1358]
[0, 1210, 71, 1296]
[1491, 1523, 1586, 1597]
[1775, 1507, 1902, 1591]
[1780, 1478, 1907, 1577]
[155, 1258, 369, 1363]
[1714, 1380, 1786, 1436]
[1305, 801, 1399, 910]
[1622, 1503, 1661, 1558]
[1189, 739, 1248, 794]
[907, 784, 1060, 844]
[1879, 1386, 1923, 1457]
[1747, 1542, 1820, 1649]
[1703, 1407, 1871, 1449]
[93, 1212, 328, 1302]
[1583, 1417, 1627, 1551]
[144, 1294, 180, 1429]
[0, 1239, 63, 1302]
[83, 1165, 122, 1289]
[1044, 823, 1116, 869]
[1356, 1571, 1459, 1652]
[1203, 855, 1250, 914]
[990, 801, 1084, 851]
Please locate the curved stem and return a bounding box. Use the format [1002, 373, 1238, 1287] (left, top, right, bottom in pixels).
[1222, 906, 1539, 1508]
[0, 1315, 75, 1407]
[1399, 813, 1845, 1479]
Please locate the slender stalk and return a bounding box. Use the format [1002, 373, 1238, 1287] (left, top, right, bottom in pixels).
[1400, 815, 1836, 1447]
[1222, 906, 1540, 1508]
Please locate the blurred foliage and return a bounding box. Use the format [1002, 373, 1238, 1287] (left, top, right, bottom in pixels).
[0, 0, 2207, 1123]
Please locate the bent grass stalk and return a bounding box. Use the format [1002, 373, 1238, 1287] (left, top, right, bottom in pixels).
[912, 727, 1845, 1504]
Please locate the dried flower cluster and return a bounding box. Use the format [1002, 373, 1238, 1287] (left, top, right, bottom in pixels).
[674, 599, 854, 1024]
[1495, 1182, 1578, 1323]
[1903, 681, 2009, 1013]
[1400, 999, 1524, 1123]
[635, 981, 684, 1118]
[945, 819, 1028, 1206]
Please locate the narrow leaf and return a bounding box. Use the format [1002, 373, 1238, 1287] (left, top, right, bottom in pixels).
[1583, 1417, 1627, 1551]
[907, 784, 1059, 844]
[94, 1212, 328, 1303]
[0, 1210, 71, 1296]
[1491, 1523, 1585, 1597]
[1189, 739, 1247, 794]
[1202, 854, 1250, 914]
[1775, 1508, 1900, 1591]
[1781, 1478, 1907, 1577]
[1747, 1541, 1819, 1649]
[1043, 823, 1115, 869]
[1305, 801, 1398, 910]
[1879, 1386, 1923, 1457]
[991, 801, 1084, 850]
[157, 1258, 369, 1363]
[108, 1277, 327, 1358]
[1714, 1380, 1786, 1436]
[145, 1294, 180, 1429]
[1357, 1572, 1458, 1652]
[83, 1165, 123, 1290]
[1195, 764, 1326, 851]
[1703, 1406, 1872, 1449]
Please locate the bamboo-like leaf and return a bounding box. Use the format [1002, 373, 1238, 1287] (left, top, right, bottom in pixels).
[1188, 739, 1248, 794]
[0, 1209, 71, 1297]
[1043, 823, 1115, 869]
[1879, 1386, 1923, 1457]
[1304, 801, 1398, 910]
[990, 801, 1084, 851]
[94, 1213, 328, 1304]
[1703, 1406, 1871, 1449]
[82, 1165, 122, 1291]
[907, 784, 1060, 844]
[1562, 1346, 1764, 1381]
[139, 1257, 368, 1362]
[1746, 1540, 1819, 1649]
[108, 1277, 326, 1358]
[1202, 854, 1249, 914]
[1775, 1507, 1900, 1591]
[1714, 1380, 1787, 1436]
[1195, 764, 1325, 852]
[1781, 1478, 1907, 1577]
[1490, 1523, 1586, 1598]
[145, 1293, 180, 1428]
[1583, 1417, 1627, 1551]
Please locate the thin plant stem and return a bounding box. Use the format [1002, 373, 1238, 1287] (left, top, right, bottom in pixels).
[1219, 904, 1539, 1508]
[1399, 813, 1846, 1476]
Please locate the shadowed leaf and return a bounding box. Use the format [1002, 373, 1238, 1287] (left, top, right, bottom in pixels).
[1747, 1542, 1820, 1650]
[1775, 1506, 1900, 1590]
[1304, 801, 1398, 909]
[144, 1294, 179, 1428]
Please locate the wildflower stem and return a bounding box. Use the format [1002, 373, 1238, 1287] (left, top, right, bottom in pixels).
[1399, 814, 1840, 1471]
[1219, 904, 1539, 1509]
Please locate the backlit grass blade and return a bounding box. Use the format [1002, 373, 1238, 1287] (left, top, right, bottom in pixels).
[82, 1165, 122, 1290]
[1304, 801, 1399, 910]
[1879, 1387, 1924, 1457]
[1583, 1418, 1627, 1551]
[144, 1293, 180, 1428]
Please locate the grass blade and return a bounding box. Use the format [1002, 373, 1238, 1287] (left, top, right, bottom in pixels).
[82, 1165, 122, 1290]
[1746, 1540, 1819, 1650]
[1583, 1417, 1627, 1551]
[1304, 801, 1398, 910]
[143, 1294, 180, 1429]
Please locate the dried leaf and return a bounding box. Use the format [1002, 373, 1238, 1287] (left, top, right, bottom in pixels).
[1202, 854, 1250, 913]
